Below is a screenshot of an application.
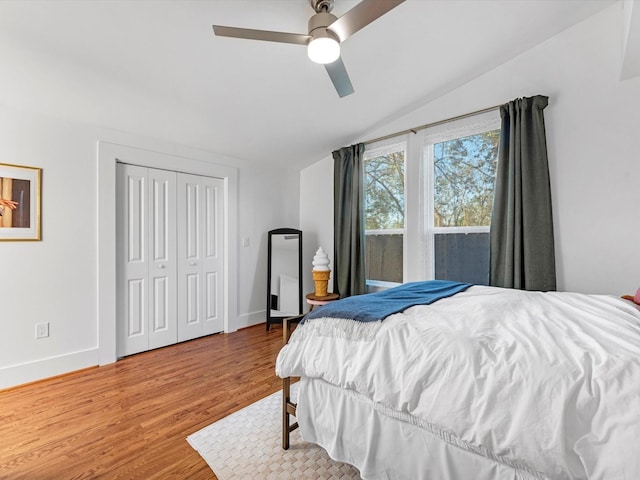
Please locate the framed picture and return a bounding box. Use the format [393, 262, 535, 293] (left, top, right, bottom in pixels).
[0, 163, 42, 241]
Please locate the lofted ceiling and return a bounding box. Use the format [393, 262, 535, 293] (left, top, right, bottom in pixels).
[0, 0, 620, 169]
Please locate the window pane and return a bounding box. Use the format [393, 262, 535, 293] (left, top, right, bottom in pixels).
[433, 130, 499, 227]
[364, 151, 405, 230]
[434, 232, 489, 285]
[364, 147, 405, 283]
[365, 232, 403, 283]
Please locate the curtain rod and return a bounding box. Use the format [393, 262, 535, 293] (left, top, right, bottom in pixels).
[363, 103, 503, 146]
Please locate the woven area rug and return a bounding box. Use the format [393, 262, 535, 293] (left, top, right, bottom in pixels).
[187, 386, 362, 479]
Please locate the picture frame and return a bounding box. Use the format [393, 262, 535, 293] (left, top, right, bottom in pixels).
[0, 163, 42, 241]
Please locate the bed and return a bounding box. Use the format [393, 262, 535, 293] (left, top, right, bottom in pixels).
[275, 281, 640, 480]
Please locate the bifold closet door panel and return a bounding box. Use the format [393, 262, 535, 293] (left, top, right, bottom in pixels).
[177, 173, 225, 341]
[148, 168, 178, 350]
[117, 164, 178, 357]
[116, 164, 150, 357]
[201, 175, 224, 335]
[178, 173, 203, 342]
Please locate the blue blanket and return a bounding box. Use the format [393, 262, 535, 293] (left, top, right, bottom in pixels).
[305, 280, 472, 323]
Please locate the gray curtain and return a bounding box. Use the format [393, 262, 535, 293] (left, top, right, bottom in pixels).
[333, 143, 367, 297]
[489, 95, 556, 291]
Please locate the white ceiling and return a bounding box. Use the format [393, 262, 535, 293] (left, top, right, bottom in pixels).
[0, 0, 619, 169]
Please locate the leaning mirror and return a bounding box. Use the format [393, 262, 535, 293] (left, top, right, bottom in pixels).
[267, 228, 303, 331]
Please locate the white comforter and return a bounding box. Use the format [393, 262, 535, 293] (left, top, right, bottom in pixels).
[276, 286, 640, 479]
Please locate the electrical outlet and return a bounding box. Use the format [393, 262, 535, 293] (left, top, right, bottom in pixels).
[35, 322, 49, 339]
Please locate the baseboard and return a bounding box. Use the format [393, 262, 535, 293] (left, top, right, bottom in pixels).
[0, 348, 99, 390]
[236, 310, 266, 330]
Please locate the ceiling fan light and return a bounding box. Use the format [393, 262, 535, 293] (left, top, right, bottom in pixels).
[308, 36, 340, 64]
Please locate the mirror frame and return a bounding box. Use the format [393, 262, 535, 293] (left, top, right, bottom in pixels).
[267, 228, 303, 331]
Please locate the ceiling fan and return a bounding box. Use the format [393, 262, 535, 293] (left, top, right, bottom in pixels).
[212, 0, 406, 98]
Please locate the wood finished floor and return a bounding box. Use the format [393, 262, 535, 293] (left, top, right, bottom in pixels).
[0, 324, 285, 479]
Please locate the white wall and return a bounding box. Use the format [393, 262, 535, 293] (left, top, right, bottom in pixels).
[300, 155, 335, 297]
[0, 104, 297, 389]
[0, 108, 98, 387]
[300, 3, 640, 296]
[236, 165, 300, 327]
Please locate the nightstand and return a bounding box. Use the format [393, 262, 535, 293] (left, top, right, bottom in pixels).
[305, 292, 340, 311]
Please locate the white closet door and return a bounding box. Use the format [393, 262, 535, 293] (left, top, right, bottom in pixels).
[148, 168, 177, 350]
[177, 173, 224, 341]
[117, 164, 178, 356]
[178, 173, 203, 341]
[116, 164, 149, 357]
[201, 176, 224, 335]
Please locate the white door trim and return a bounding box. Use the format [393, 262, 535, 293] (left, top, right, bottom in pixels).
[98, 141, 238, 366]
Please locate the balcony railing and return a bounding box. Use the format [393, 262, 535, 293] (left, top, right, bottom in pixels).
[365, 230, 490, 286]
[365, 230, 403, 284]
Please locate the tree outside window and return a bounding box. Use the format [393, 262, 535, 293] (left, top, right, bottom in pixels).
[365, 151, 405, 230]
[433, 130, 499, 228]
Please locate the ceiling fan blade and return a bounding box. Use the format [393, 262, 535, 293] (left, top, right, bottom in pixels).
[212, 25, 310, 46]
[328, 0, 406, 42]
[325, 57, 354, 98]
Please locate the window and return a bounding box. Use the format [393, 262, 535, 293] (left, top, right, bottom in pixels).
[363, 140, 406, 285]
[426, 126, 500, 284]
[363, 110, 500, 287]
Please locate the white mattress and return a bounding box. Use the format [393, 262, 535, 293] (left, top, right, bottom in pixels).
[276, 286, 640, 479]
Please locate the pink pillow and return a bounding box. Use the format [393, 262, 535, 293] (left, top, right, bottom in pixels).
[635, 288, 640, 305]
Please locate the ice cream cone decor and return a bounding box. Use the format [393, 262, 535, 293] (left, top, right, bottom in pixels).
[312, 247, 331, 297]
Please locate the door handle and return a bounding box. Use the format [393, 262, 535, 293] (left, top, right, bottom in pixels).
[157, 264, 166, 269]
[189, 261, 198, 266]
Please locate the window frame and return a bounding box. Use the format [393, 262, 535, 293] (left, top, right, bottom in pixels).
[362, 137, 408, 287]
[421, 112, 501, 279]
[363, 110, 501, 286]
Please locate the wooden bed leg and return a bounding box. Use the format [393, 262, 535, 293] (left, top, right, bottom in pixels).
[283, 376, 298, 450]
[283, 376, 291, 450]
[282, 315, 302, 450]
